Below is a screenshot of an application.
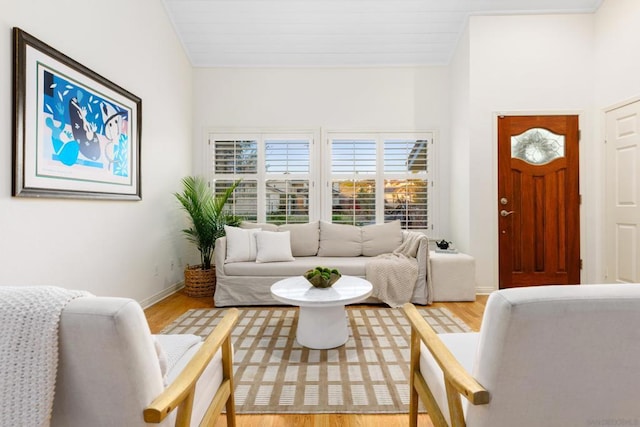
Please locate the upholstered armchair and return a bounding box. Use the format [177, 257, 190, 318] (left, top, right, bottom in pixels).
[51, 296, 238, 427]
[404, 284, 640, 427]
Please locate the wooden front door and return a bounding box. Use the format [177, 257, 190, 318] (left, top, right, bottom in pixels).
[498, 115, 580, 288]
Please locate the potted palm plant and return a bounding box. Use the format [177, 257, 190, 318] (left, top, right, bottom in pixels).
[175, 176, 240, 297]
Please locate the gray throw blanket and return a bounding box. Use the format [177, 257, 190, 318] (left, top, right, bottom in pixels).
[365, 232, 427, 307]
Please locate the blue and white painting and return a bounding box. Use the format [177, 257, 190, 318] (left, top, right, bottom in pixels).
[38, 66, 131, 183]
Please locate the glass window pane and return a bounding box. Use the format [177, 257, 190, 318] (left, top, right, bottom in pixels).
[265, 139, 310, 174]
[511, 128, 565, 165]
[265, 180, 309, 224]
[384, 139, 428, 173]
[214, 140, 258, 174]
[384, 179, 428, 229]
[331, 179, 376, 226]
[215, 180, 257, 221]
[331, 139, 376, 174]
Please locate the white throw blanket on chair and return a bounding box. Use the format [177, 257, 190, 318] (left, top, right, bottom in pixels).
[365, 232, 427, 307]
[0, 286, 91, 427]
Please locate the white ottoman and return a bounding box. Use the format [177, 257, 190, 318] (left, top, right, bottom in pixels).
[430, 251, 476, 302]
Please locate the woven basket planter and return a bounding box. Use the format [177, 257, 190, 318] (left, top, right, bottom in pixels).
[183, 265, 216, 297]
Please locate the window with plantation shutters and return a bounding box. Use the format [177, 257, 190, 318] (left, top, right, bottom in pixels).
[383, 138, 429, 230]
[213, 140, 258, 174]
[210, 133, 314, 224]
[212, 139, 259, 220]
[328, 132, 433, 230]
[265, 180, 309, 224]
[264, 138, 310, 224]
[209, 130, 435, 231]
[214, 180, 258, 221]
[331, 139, 376, 226]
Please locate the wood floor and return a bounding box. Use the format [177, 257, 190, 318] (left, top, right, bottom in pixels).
[144, 291, 488, 427]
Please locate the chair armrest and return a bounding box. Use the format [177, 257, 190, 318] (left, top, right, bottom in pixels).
[403, 303, 489, 406]
[143, 308, 239, 424]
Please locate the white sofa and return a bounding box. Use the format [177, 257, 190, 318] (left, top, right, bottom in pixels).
[213, 220, 430, 307]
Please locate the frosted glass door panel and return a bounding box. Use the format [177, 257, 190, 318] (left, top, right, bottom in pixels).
[511, 128, 565, 165]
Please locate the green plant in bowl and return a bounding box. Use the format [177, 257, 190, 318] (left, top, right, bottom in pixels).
[304, 267, 341, 288]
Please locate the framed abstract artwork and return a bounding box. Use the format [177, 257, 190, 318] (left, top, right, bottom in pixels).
[12, 28, 142, 200]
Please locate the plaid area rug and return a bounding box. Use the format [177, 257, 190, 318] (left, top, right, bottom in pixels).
[161, 306, 471, 414]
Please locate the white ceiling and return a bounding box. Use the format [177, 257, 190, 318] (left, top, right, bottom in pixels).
[162, 0, 602, 68]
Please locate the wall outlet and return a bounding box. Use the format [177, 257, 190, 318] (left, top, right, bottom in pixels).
[170, 260, 175, 271]
[154, 265, 159, 276]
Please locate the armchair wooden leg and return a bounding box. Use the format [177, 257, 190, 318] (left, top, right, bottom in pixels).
[409, 387, 419, 427]
[222, 336, 236, 427]
[445, 379, 466, 427]
[409, 329, 420, 427]
[414, 372, 449, 427]
[175, 390, 194, 427]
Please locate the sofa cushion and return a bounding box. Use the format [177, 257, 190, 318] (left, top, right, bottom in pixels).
[278, 221, 319, 256]
[223, 256, 369, 277]
[318, 221, 362, 256]
[255, 231, 295, 263]
[224, 226, 261, 263]
[361, 221, 403, 256]
[240, 221, 278, 232]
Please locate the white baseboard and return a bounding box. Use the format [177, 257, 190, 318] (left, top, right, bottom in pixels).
[475, 286, 496, 295]
[140, 281, 184, 309]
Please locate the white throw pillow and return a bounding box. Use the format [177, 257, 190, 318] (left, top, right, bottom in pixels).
[255, 230, 295, 263]
[224, 225, 261, 263]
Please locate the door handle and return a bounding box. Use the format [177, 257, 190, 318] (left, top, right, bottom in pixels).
[500, 210, 514, 217]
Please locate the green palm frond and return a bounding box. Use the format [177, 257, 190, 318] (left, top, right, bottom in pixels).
[175, 176, 241, 270]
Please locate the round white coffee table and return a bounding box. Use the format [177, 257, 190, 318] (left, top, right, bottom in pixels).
[270, 275, 373, 349]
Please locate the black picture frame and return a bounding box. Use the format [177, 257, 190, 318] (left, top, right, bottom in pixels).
[12, 28, 142, 200]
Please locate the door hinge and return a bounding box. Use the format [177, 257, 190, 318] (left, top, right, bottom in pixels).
[578, 130, 581, 141]
[579, 194, 582, 205]
[580, 259, 583, 270]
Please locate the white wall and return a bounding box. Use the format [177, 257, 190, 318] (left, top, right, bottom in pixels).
[461, 14, 596, 292]
[594, 0, 640, 108]
[192, 66, 452, 236]
[449, 26, 471, 253]
[0, 0, 195, 304]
